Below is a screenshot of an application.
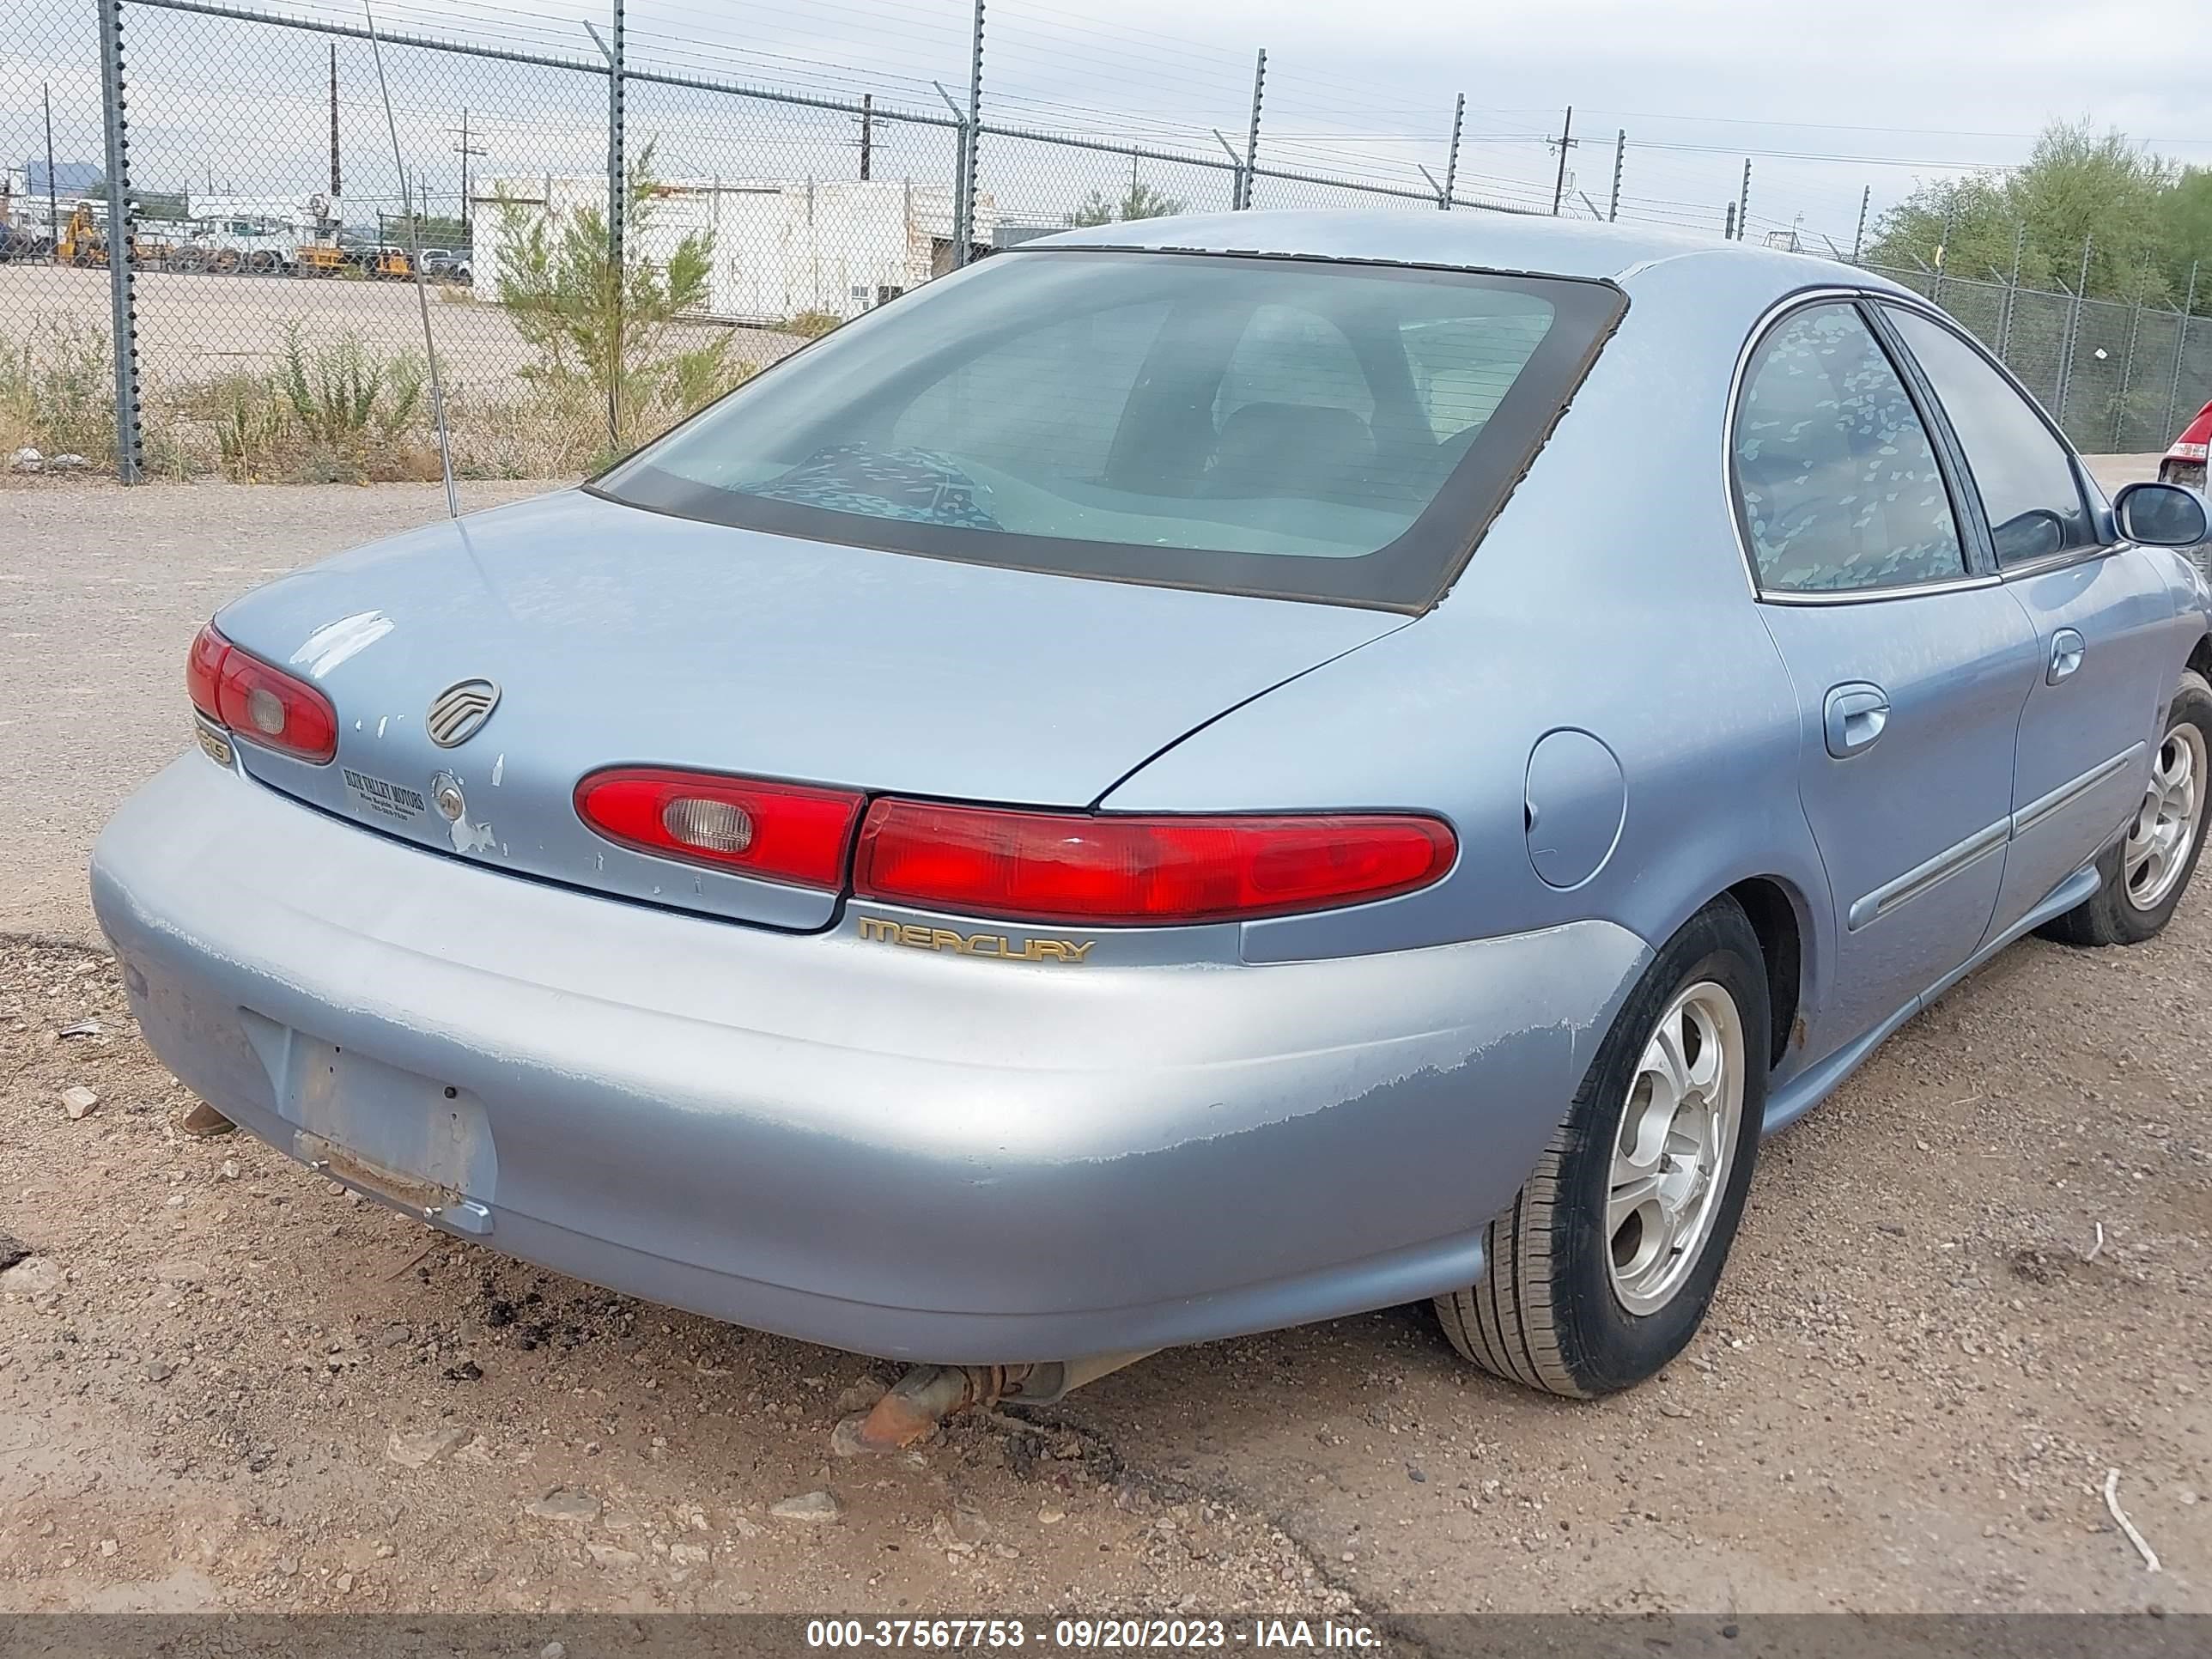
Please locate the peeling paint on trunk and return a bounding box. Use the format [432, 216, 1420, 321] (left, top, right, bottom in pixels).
[289, 611, 393, 681]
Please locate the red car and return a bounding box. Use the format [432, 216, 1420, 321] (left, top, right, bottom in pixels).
[2166, 398, 2211, 490]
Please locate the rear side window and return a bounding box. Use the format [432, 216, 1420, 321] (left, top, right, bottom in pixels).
[597, 251, 1626, 611]
[1733, 302, 1966, 595]
[1882, 307, 2099, 567]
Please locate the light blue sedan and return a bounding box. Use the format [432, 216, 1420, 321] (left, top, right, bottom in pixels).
[90, 213, 2212, 1431]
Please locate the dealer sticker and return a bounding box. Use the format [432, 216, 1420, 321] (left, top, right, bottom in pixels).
[343, 766, 428, 823]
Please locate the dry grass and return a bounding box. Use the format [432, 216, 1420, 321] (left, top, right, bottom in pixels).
[0, 315, 117, 465]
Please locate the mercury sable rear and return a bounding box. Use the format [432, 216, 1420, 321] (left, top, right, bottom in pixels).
[92, 212, 2212, 1420]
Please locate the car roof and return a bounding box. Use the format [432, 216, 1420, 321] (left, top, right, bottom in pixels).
[1024, 209, 1889, 296]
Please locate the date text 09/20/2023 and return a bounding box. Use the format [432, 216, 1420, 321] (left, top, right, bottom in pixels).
[804, 1619, 1382, 1650]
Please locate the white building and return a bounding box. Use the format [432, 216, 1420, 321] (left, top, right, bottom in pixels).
[471, 176, 998, 323]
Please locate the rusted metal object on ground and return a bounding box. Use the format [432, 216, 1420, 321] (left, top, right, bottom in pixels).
[834, 1352, 1152, 1454]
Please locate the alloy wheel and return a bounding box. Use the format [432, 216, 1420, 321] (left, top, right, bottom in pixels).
[2124, 717, 2207, 912]
[1606, 980, 1746, 1316]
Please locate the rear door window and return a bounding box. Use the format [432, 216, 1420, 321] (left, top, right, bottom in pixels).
[1732, 301, 1967, 595]
[1881, 306, 2099, 568]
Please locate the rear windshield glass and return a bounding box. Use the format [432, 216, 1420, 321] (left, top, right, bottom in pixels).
[597, 250, 1623, 611]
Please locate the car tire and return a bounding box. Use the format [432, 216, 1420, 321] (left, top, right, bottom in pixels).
[1435, 896, 1769, 1397]
[2159, 461, 2207, 491]
[2039, 670, 2212, 948]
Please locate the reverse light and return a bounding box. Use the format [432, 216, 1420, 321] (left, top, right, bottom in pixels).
[574, 767, 866, 889]
[854, 801, 1457, 925]
[185, 622, 337, 764]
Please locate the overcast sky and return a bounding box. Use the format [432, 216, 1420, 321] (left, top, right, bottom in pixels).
[6, 0, 2209, 247]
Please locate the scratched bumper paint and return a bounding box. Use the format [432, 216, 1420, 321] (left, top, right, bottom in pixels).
[90, 757, 1650, 1364]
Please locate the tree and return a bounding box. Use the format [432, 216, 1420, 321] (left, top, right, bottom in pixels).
[2164, 168, 2212, 306]
[492, 144, 736, 452]
[1071, 178, 1186, 228]
[1865, 121, 2179, 302]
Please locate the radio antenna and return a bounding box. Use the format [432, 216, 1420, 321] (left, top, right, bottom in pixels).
[362, 0, 459, 518]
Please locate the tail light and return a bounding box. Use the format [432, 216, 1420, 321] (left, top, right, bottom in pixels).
[575, 768, 865, 889]
[853, 800, 1455, 925]
[186, 622, 337, 764]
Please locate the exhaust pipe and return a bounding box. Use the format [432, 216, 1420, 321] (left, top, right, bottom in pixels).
[834, 1352, 1152, 1454]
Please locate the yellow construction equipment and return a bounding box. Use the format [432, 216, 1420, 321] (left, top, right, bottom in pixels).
[55, 203, 106, 266]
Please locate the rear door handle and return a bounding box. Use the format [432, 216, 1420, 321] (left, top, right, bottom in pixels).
[1824, 683, 1890, 758]
[2048, 628, 2085, 685]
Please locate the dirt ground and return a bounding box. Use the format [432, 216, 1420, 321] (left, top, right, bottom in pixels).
[2, 464, 2207, 1617]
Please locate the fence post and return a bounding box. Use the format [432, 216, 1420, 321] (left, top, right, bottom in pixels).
[95, 0, 143, 483]
[957, 0, 982, 263]
[2167, 261, 2200, 447]
[583, 2, 625, 445]
[1607, 130, 1624, 222]
[1996, 220, 2024, 360]
[2112, 254, 2149, 452]
[2055, 234, 2093, 431]
[1850, 185, 1869, 262]
[1237, 48, 1266, 210]
[1931, 201, 1954, 308]
[1440, 93, 1463, 211]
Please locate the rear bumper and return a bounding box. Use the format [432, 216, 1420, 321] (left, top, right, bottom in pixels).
[92, 757, 1650, 1363]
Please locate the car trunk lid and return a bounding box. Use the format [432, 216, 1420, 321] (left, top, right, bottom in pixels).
[209, 489, 1409, 929]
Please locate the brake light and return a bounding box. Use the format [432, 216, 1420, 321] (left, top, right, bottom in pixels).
[854, 801, 1456, 925]
[574, 768, 866, 889]
[186, 622, 337, 763]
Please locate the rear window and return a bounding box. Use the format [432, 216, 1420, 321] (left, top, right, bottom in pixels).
[598, 250, 1623, 611]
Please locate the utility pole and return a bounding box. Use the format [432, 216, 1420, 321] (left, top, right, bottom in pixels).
[1239, 48, 1267, 210]
[1735, 158, 1751, 240]
[43, 82, 58, 247]
[450, 108, 484, 238]
[329, 44, 341, 198]
[858, 92, 872, 182]
[1441, 92, 1463, 210]
[1850, 184, 1869, 262]
[1550, 105, 1575, 216]
[1607, 129, 1624, 222]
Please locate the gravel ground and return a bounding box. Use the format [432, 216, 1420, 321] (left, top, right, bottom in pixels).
[2, 458, 2207, 1615]
[0, 263, 796, 398]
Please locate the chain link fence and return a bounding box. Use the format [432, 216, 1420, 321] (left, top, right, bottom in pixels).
[1869, 265, 2212, 456]
[5, 0, 2209, 484]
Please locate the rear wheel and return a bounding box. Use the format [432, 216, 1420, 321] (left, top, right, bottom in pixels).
[2040, 671, 2212, 947]
[2160, 460, 2207, 491]
[1435, 897, 1769, 1396]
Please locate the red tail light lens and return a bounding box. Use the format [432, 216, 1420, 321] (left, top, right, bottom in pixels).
[186, 622, 338, 764]
[185, 623, 228, 721]
[575, 768, 866, 889]
[854, 801, 1456, 925]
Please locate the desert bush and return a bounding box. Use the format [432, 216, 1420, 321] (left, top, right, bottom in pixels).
[0, 316, 117, 465]
[492, 143, 738, 453]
